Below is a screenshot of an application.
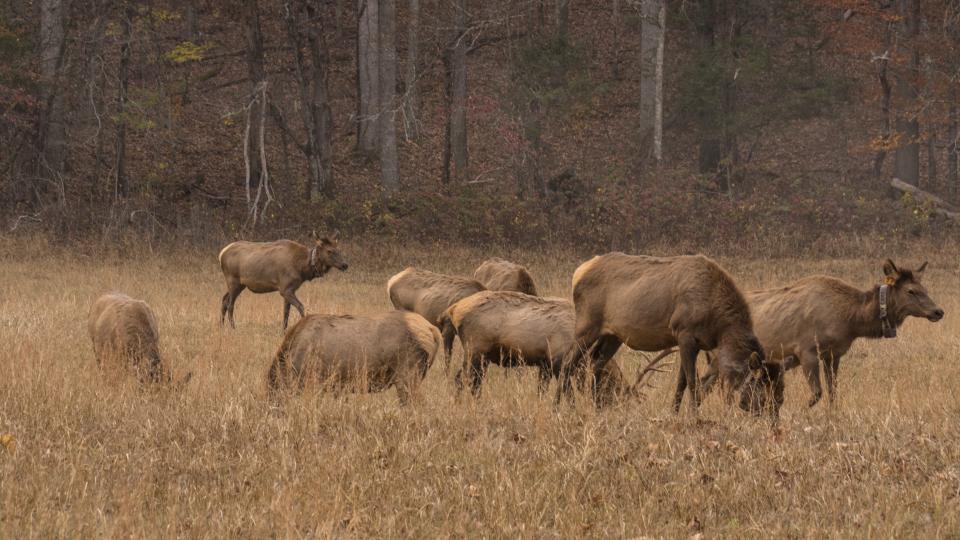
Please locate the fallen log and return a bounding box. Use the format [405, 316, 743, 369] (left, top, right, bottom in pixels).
[890, 178, 959, 220]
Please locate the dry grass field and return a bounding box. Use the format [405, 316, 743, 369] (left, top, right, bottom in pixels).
[1, 238, 959, 538]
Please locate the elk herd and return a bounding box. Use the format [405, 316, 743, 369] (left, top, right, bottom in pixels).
[87, 232, 945, 420]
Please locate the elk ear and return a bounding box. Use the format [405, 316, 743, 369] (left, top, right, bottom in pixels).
[311, 229, 319, 239]
[916, 261, 928, 274]
[329, 230, 340, 243]
[882, 259, 899, 278]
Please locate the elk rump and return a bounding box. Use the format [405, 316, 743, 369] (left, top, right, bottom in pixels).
[267, 311, 441, 404]
[473, 258, 538, 295]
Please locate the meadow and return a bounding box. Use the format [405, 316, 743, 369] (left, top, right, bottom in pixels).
[1, 238, 958, 538]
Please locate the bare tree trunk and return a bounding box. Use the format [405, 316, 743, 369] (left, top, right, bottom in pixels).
[38, 0, 67, 206]
[379, 0, 399, 192]
[115, 3, 133, 200]
[556, 0, 569, 44]
[873, 46, 892, 181]
[335, 0, 344, 41]
[357, 0, 381, 154]
[286, 1, 335, 199]
[185, 0, 199, 40]
[611, 0, 621, 80]
[639, 0, 665, 163]
[306, 9, 334, 198]
[893, 0, 920, 186]
[83, 8, 108, 193]
[443, 0, 468, 184]
[402, 0, 420, 141]
[243, 0, 266, 191]
[949, 89, 958, 203]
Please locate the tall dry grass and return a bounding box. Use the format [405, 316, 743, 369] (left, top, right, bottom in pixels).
[1, 240, 958, 537]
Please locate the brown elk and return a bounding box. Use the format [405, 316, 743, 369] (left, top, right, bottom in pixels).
[439, 290, 657, 402]
[473, 258, 538, 295]
[702, 259, 944, 409]
[266, 311, 441, 404]
[88, 293, 192, 386]
[387, 267, 485, 366]
[219, 231, 348, 329]
[558, 253, 767, 413]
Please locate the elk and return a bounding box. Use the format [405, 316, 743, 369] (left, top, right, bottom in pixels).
[88, 293, 191, 387]
[440, 290, 668, 402]
[266, 311, 442, 404]
[387, 267, 485, 367]
[558, 253, 767, 413]
[473, 258, 538, 295]
[219, 231, 348, 329]
[702, 259, 944, 409]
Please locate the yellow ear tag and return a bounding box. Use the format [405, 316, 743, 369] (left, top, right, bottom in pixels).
[884, 276, 896, 286]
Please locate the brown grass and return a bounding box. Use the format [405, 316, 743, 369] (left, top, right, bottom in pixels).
[1, 241, 959, 537]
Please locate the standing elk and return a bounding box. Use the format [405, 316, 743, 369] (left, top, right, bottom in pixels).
[88, 293, 191, 386]
[387, 267, 485, 368]
[266, 311, 442, 404]
[558, 253, 771, 414]
[702, 259, 944, 409]
[473, 258, 538, 295]
[438, 291, 628, 399]
[218, 231, 348, 329]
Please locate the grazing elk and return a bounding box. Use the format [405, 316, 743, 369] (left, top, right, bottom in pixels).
[473, 258, 538, 295]
[387, 267, 485, 367]
[702, 259, 944, 409]
[438, 291, 627, 398]
[558, 253, 768, 413]
[219, 231, 348, 329]
[88, 293, 191, 386]
[266, 311, 442, 404]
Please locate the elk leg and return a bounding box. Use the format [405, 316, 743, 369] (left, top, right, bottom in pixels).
[536, 363, 552, 397]
[590, 335, 622, 408]
[824, 351, 841, 405]
[556, 332, 599, 405]
[226, 285, 244, 329]
[220, 292, 231, 326]
[468, 352, 488, 396]
[800, 350, 823, 407]
[281, 300, 289, 329]
[674, 337, 701, 413]
[395, 372, 420, 406]
[280, 289, 305, 329]
[699, 351, 720, 395]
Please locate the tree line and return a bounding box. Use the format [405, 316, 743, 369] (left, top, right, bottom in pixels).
[1, 1, 957, 240]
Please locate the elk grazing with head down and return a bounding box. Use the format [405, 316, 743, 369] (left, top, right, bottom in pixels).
[473, 258, 538, 295]
[702, 259, 944, 410]
[439, 290, 651, 402]
[266, 311, 441, 404]
[387, 267, 485, 366]
[88, 293, 192, 387]
[558, 253, 770, 413]
[218, 231, 348, 329]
